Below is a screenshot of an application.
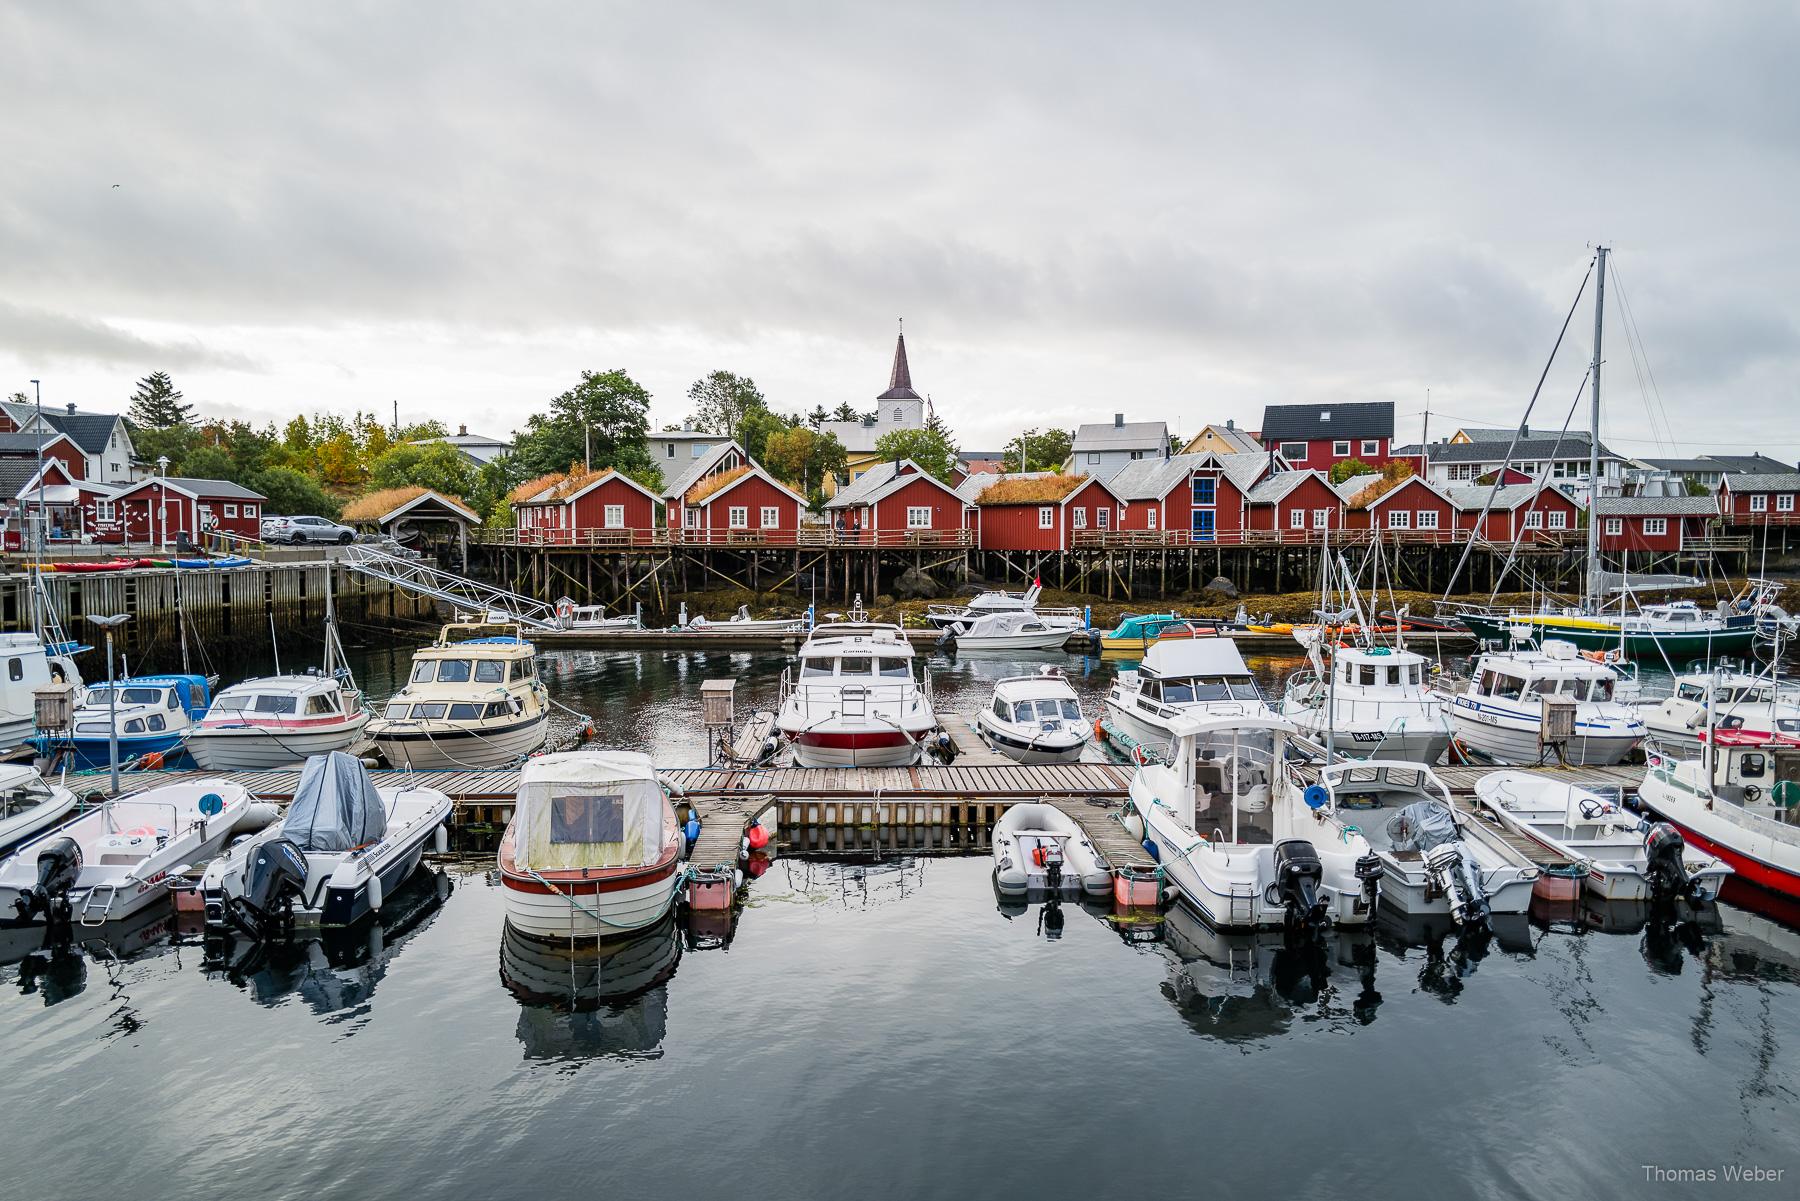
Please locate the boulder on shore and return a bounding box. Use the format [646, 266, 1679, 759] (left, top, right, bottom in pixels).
[1204, 575, 1239, 599]
[894, 566, 943, 600]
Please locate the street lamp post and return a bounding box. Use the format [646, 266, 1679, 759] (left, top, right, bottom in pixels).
[29, 379, 43, 555]
[155, 455, 170, 548]
[86, 614, 131, 795]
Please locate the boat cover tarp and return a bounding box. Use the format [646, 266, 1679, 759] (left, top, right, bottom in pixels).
[1384, 800, 1461, 854]
[1142, 637, 1251, 677]
[515, 751, 668, 871]
[281, 751, 387, 851]
[1593, 570, 1703, 595]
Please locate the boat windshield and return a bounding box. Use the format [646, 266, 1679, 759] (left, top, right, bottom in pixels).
[87, 686, 166, 706]
[1189, 726, 1279, 845]
[475, 660, 505, 683]
[0, 777, 55, 819]
[801, 657, 834, 678]
[877, 658, 910, 679]
[1160, 675, 1259, 703]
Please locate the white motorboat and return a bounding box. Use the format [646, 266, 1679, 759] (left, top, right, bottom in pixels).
[1637, 730, 1800, 900]
[1102, 638, 1271, 764]
[687, 605, 804, 635]
[1638, 669, 1800, 754]
[776, 621, 938, 767]
[500, 915, 681, 1059]
[974, 669, 1091, 765]
[555, 597, 642, 630]
[200, 752, 454, 933]
[1474, 771, 1730, 903]
[942, 610, 1074, 651]
[0, 631, 83, 753]
[1, 781, 270, 929]
[1309, 761, 1540, 926]
[925, 582, 1045, 630]
[1123, 713, 1383, 931]
[1444, 640, 1644, 765]
[499, 751, 685, 941]
[0, 765, 79, 857]
[1280, 640, 1454, 764]
[369, 619, 552, 770]
[61, 673, 212, 769]
[185, 673, 370, 770]
[990, 802, 1110, 895]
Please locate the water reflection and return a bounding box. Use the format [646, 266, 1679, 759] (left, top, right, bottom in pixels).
[1, 898, 179, 1008]
[498, 915, 682, 1060]
[773, 854, 932, 910]
[202, 868, 452, 1012]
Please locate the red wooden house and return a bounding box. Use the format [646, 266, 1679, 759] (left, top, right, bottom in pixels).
[0, 430, 87, 481]
[1106, 451, 1274, 541]
[1259, 402, 1395, 470]
[1244, 469, 1345, 534]
[1343, 475, 1455, 538]
[1718, 473, 1800, 525]
[2, 459, 119, 548]
[512, 468, 662, 544]
[974, 474, 1123, 551]
[825, 460, 968, 543]
[677, 462, 807, 542]
[109, 476, 266, 546]
[1594, 496, 1720, 554]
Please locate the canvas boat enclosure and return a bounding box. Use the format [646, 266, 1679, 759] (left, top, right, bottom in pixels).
[281, 751, 387, 851]
[514, 751, 673, 872]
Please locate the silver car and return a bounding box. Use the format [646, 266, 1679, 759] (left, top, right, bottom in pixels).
[262, 514, 356, 545]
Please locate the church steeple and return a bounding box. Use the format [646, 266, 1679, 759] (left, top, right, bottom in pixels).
[877, 318, 922, 401]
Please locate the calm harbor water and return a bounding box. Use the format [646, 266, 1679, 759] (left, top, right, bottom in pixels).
[4, 632, 1799, 1199]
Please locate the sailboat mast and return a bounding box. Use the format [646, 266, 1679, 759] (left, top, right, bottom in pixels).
[1586, 245, 1608, 611]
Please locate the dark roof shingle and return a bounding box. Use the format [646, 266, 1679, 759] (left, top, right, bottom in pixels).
[1260, 402, 1394, 441]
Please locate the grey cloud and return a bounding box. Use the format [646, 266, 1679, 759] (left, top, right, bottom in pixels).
[0, 302, 263, 373]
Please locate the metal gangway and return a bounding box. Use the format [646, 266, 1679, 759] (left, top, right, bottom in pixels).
[339, 543, 562, 630]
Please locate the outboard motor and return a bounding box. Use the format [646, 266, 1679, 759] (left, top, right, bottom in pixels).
[1041, 842, 1065, 893]
[1389, 801, 1491, 931]
[1272, 839, 1329, 934]
[231, 838, 309, 939]
[1644, 822, 1707, 904]
[12, 837, 82, 939]
[1354, 853, 1383, 906]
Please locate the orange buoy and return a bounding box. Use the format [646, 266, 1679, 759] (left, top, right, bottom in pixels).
[746, 822, 770, 850]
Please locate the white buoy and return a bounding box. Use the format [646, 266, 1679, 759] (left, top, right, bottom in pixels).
[434, 825, 449, 854]
[367, 871, 384, 913]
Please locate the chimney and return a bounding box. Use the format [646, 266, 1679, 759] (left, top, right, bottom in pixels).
[1225, 418, 1235, 430]
[1113, 413, 1124, 429]
[458, 423, 468, 437]
[66, 403, 76, 414]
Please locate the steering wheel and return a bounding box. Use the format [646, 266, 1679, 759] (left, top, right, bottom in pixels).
[1744, 784, 1763, 803]
[1578, 797, 1609, 820]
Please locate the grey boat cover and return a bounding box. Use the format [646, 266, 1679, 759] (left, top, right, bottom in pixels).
[280, 751, 387, 852]
[1384, 800, 1461, 855]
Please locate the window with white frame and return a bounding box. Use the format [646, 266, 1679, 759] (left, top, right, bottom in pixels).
[1332, 440, 1350, 457]
[1525, 510, 1543, 528]
[244, 504, 257, 518]
[604, 504, 625, 528]
[1038, 506, 1054, 529]
[1780, 495, 1796, 513]
[1096, 507, 1110, 530]
[223, 503, 237, 518]
[1416, 510, 1439, 530]
[1280, 442, 1308, 462]
[760, 506, 780, 529]
[665, 442, 676, 458]
[1547, 510, 1567, 530]
[1147, 510, 1158, 530]
[685, 507, 700, 529]
[1517, 462, 1540, 476]
[1644, 517, 1668, 536]
[1552, 461, 1582, 479]
[1361, 439, 1380, 456]
[728, 506, 748, 528]
[1289, 508, 1306, 529]
[1388, 509, 1410, 529]
[1313, 508, 1330, 529]
[1604, 517, 1623, 535]
[907, 506, 931, 529]
[1073, 507, 1087, 530]
[1447, 463, 1476, 481]
[1751, 494, 1768, 512]
[1087, 452, 1100, 465]
[96, 499, 115, 522]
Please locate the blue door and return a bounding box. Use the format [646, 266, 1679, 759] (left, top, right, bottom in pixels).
[1191, 510, 1215, 541]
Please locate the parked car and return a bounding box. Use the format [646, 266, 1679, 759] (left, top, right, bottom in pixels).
[261, 515, 356, 545]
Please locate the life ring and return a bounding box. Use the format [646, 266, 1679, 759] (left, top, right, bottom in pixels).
[1131, 743, 1150, 767]
[555, 598, 575, 624]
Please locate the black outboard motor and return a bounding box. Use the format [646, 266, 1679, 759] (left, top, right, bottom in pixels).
[231, 838, 309, 939]
[12, 837, 82, 939]
[1644, 822, 1708, 904]
[1273, 839, 1329, 934]
[1354, 853, 1383, 906]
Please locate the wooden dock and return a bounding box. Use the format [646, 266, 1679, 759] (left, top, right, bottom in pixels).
[937, 714, 1010, 766]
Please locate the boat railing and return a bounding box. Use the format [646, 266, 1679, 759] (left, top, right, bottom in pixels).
[782, 677, 923, 719]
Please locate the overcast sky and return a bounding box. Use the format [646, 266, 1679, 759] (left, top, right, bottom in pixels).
[3, 2, 1797, 461]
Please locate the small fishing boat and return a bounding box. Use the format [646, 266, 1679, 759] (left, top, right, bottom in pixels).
[200, 752, 453, 935]
[974, 669, 1091, 764]
[687, 604, 805, 635]
[1444, 639, 1644, 765]
[1307, 761, 1541, 926]
[1637, 731, 1800, 898]
[554, 597, 642, 630]
[775, 620, 938, 767]
[0, 781, 268, 929]
[368, 618, 551, 770]
[1474, 771, 1729, 903]
[0, 766, 79, 856]
[925, 581, 1047, 630]
[186, 674, 369, 769]
[1638, 669, 1800, 754]
[0, 631, 84, 754]
[1098, 612, 1193, 654]
[991, 802, 1110, 895]
[941, 610, 1073, 651]
[1280, 640, 1455, 764]
[60, 674, 212, 769]
[1101, 638, 1270, 763]
[498, 751, 685, 941]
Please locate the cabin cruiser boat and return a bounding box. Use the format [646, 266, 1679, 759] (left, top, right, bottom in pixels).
[1280, 639, 1454, 764]
[990, 802, 1110, 896]
[1098, 613, 1214, 655]
[554, 597, 642, 630]
[942, 610, 1073, 651]
[1124, 713, 1382, 931]
[499, 751, 684, 940]
[1637, 731, 1800, 898]
[925, 581, 1056, 630]
[1308, 761, 1540, 927]
[1474, 771, 1728, 903]
[0, 631, 83, 754]
[60, 674, 211, 769]
[1638, 670, 1800, 754]
[1102, 638, 1270, 764]
[1444, 640, 1644, 765]
[368, 619, 550, 769]
[0, 766, 78, 856]
[974, 669, 1090, 764]
[185, 672, 370, 770]
[687, 605, 804, 635]
[1, 781, 268, 929]
[201, 752, 453, 935]
[776, 621, 938, 767]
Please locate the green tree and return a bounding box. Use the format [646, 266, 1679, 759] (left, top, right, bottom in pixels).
[829, 401, 862, 422]
[180, 446, 237, 481]
[807, 404, 828, 429]
[510, 369, 657, 482]
[737, 403, 789, 466]
[875, 427, 958, 482]
[126, 371, 194, 427]
[369, 441, 479, 496]
[1003, 428, 1073, 472]
[132, 423, 198, 473]
[396, 419, 449, 442]
[685, 370, 766, 442]
[1328, 458, 1376, 484]
[248, 465, 341, 519]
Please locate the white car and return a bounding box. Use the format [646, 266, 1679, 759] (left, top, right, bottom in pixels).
[263, 515, 356, 545]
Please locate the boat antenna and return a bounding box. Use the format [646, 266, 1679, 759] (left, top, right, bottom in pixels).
[174, 569, 191, 675]
[268, 610, 281, 676]
[1586, 246, 1608, 613]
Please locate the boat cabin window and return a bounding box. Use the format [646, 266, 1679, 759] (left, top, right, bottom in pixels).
[876, 658, 909, 679]
[549, 794, 625, 844]
[1588, 677, 1616, 702]
[486, 702, 514, 718]
[448, 703, 482, 720]
[838, 657, 873, 676]
[413, 702, 447, 719]
[992, 698, 1010, 721]
[1360, 665, 1377, 686]
[436, 660, 473, 684]
[0, 777, 54, 819]
[306, 693, 337, 715]
[1012, 698, 1080, 721]
[475, 660, 505, 683]
[146, 714, 166, 731]
[1481, 671, 1524, 700]
[384, 703, 409, 719]
[1740, 753, 1767, 779]
[8, 658, 21, 681]
[215, 694, 251, 711]
[1676, 683, 1705, 702]
[92, 686, 165, 706]
[517, 659, 537, 681]
[411, 661, 436, 683]
[801, 657, 834, 678]
[1189, 727, 1278, 845]
[252, 694, 298, 714]
[124, 719, 145, 733]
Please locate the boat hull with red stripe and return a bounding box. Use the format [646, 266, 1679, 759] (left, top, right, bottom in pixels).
[1637, 757, 1800, 900]
[787, 726, 929, 768]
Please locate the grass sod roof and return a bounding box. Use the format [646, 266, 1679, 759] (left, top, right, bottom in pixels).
[342, 485, 475, 524]
[685, 464, 754, 504]
[508, 467, 623, 506]
[975, 473, 1089, 505]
